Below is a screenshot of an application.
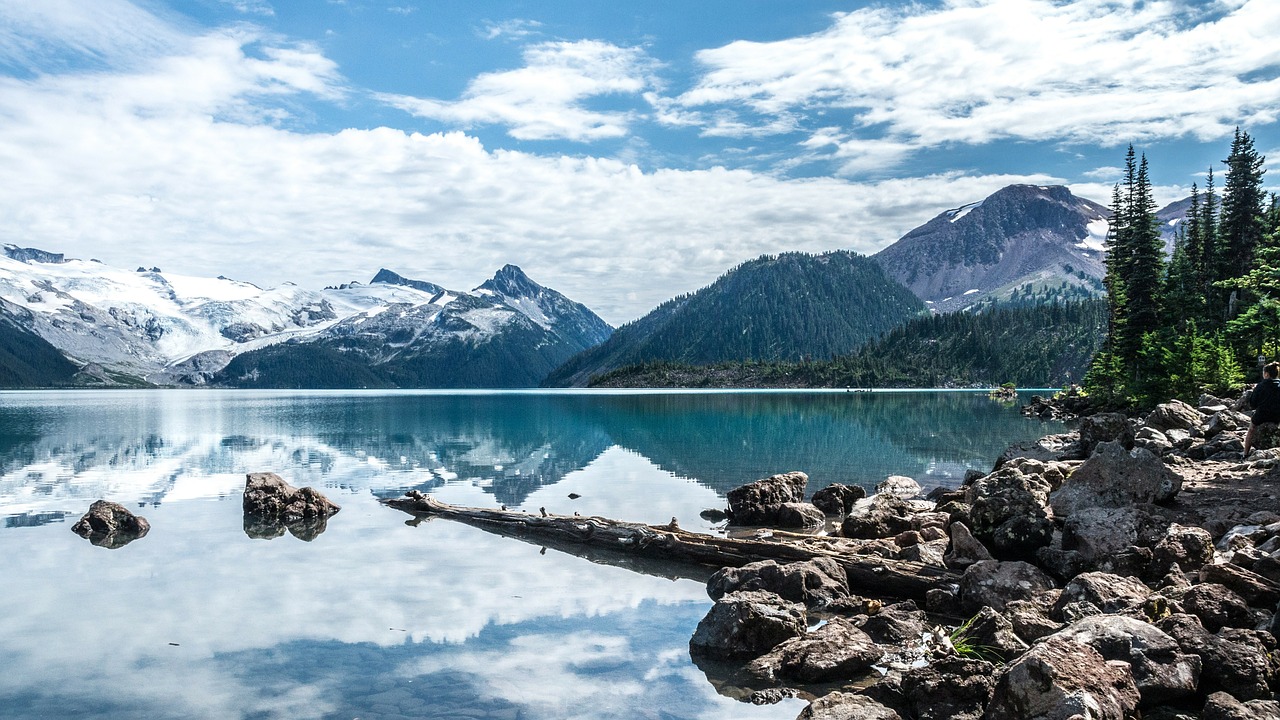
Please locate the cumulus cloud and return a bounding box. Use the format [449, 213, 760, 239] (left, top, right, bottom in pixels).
[679, 0, 1280, 170]
[378, 40, 659, 141]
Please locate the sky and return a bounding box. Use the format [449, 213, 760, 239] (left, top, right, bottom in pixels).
[1, 0, 1278, 325]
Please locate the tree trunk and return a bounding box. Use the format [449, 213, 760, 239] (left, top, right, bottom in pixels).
[384, 492, 960, 603]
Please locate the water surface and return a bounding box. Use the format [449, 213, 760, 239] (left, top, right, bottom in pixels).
[0, 390, 1062, 719]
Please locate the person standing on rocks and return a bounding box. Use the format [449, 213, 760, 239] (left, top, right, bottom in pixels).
[1244, 361, 1280, 456]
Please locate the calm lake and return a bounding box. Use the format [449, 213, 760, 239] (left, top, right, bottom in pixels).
[0, 389, 1063, 720]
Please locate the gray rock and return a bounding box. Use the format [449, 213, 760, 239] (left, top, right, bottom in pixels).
[954, 606, 1028, 663]
[747, 617, 882, 684]
[811, 483, 865, 516]
[959, 560, 1057, 614]
[71, 499, 150, 549]
[1145, 400, 1204, 432]
[1079, 412, 1135, 455]
[796, 692, 902, 720]
[859, 601, 929, 645]
[1053, 615, 1201, 706]
[707, 558, 850, 610]
[243, 472, 340, 523]
[1052, 572, 1151, 619]
[1158, 613, 1274, 700]
[774, 502, 827, 530]
[841, 494, 915, 539]
[900, 657, 996, 720]
[1181, 583, 1254, 631]
[1062, 506, 1165, 564]
[689, 590, 807, 660]
[1207, 409, 1252, 435]
[726, 471, 808, 526]
[984, 635, 1140, 720]
[945, 521, 994, 569]
[1049, 441, 1184, 517]
[1201, 691, 1280, 720]
[876, 475, 922, 499]
[243, 472, 340, 541]
[1003, 600, 1064, 641]
[964, 466, 1055, 561]
[1198, 562, 1280, 608]
[1152, 524, 1215, 574]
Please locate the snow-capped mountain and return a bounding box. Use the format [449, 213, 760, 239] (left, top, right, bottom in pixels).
[873, 185, 1111, 312]
[215, 264, 613, 388]
[0, 244, 611, 387]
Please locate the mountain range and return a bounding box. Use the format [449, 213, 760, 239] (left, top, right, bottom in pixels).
[0, 245, 610, 388]
[0, 183, 1193, 389]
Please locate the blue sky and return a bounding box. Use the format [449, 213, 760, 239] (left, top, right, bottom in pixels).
[1, 0, 1278, 323]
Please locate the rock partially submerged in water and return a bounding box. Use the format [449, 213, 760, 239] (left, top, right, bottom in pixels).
[72, 500, 150, 548]
[242, 472, 340, 541]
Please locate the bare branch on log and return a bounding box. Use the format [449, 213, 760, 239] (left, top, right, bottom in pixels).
[383, 492, 959, 603]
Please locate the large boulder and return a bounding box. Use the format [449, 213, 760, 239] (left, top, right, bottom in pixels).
[746, 617, 882, 684]
[688, 590, 806, 660]
[1198, 562, 1280, 608]
[1052, 615, 1201, 706]
[1049, 442, 1183, 517]
[797, 692, 902, 720]
[1079, 412, 1135, 455]
[1158, 614, 1274, 700]
[726, 471, 808, 526]
[1144, 400, 1204, 433]
[900, 657, 997, 720]
[707, 558, 849, 609]
[858, 601, 929, 645]
[984, 636, 1140, 720]
[1062, 506, 1165, 564]
[71, 500, 150, 549]
[959, 560, 1056, 614]
[841, 494, 916, 539]
[1180, 583, 1254, 631]
[1152, 524, 1215, 574]
[774, 502, 827, 529]
[811, 483, 865, 516]
[875, 475, 922, 499]
[945, 521, 994, 569]
[1201, 691, 1280, 720]
[1052, 572, 1151, 619]
[243, 472, 341, 541]
[964, 466, 1054, 561]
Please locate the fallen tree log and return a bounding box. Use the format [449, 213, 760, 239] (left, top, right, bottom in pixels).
[384, 491, 961, 603]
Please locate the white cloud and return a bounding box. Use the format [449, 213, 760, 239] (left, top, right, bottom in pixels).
[379, 40, 658, 141]
[221, 0, 275, 16]
[479, 18, 543, 41]
[0, 0, 184, 70]
[386, 5, 414, 16]
[678, 0, 1280, 169]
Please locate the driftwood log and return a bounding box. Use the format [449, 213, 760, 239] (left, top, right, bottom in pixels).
[384, 492, 960, 603]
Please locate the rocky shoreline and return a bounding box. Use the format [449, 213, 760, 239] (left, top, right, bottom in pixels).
[675, 393, 1280, 719]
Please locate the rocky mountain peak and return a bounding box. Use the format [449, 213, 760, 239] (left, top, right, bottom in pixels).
[370, 268, 445, 296]
[3, 244, 66, 264]
[874, 184, 1110, 312]
[478, 264, 541, 298]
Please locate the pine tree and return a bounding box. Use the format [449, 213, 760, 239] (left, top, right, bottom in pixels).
[1220, 128, 1267, 286]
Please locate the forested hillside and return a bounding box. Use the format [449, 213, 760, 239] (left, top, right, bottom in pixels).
[544, 251, 926, 386]
[0, 302, 78, 388]
[591, 299, 1106, 389]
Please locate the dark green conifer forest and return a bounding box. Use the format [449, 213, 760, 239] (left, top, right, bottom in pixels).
[1085, 129, 1276, 408]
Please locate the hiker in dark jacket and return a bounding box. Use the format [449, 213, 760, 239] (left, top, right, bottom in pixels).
[1244, 361, 1280, 456]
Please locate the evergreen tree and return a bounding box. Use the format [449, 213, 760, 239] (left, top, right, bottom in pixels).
[1219, 128, 1267, 286]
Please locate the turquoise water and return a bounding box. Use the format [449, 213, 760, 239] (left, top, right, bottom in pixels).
[0, 390, 1062, 719]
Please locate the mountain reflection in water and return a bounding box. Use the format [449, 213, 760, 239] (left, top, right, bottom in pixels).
[0, 390, 1062, 719]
